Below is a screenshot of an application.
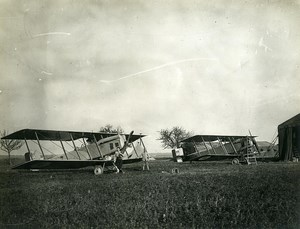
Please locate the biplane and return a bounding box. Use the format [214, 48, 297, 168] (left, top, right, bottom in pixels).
[173, 134, 260, 165]
[1, 129, 148, 175]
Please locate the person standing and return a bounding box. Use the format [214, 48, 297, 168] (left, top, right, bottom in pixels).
[142, 150, 150, 171]
[114, 147, 124, 173]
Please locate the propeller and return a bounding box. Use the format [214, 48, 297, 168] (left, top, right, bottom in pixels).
[249, 130, 259, 153]
[120, 130, 134, 155]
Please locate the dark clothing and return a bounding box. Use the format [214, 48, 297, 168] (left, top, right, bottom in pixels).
[24, 152, 31, 161]
[115, 156, 123, 171]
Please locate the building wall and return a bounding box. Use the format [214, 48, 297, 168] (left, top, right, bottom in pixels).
[278, 114, 300, 161]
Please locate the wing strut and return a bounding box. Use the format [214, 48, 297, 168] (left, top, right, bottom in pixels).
[217, 137, 228, 154]
[60, 140, 68, 160]
[93, 134, 103, 158]
[208, 140, 217, 154]
[35, 131, 45, 159]
[82, 137, 92, 159]
[70, 133, 81, 160]
[192, 140, 200, 156]
[201, 136, 210, 154]
[131, 142, 139, 157]
[24, 137, 33, 160]
[24, 137, 30, 153]
[228, 137, 238, 154]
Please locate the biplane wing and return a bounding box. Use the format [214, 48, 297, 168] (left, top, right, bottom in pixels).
[182, 151, 240, 161]
[1, 128, 145, 143]
[181, 135, 256, 143]
[11, 158, 142, 170]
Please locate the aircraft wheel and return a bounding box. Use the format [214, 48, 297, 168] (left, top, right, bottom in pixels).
[232, 158, 240, 165]
[94, 165, 104, 175]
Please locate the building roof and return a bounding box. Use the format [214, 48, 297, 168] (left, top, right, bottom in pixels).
[278, 113, 300, 129]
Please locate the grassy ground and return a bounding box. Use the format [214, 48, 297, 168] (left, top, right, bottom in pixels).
[0, 156, 299, 228]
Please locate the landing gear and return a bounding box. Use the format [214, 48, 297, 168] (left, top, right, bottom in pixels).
[232, 158, 240, 165]
[94, 165, 104, 175]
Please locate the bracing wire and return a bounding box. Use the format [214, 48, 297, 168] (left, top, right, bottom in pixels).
[30, 140, 56, 157]
[270, 128, 278, 143]
[269, 128, 278, 149]
[37, 132, 84, 159]
[65, 141, 73, 148]
[38, 132, 64, 150]
[30, 133, 90, 160]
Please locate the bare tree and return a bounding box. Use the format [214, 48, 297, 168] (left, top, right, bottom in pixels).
[158, 126, 192, 149]
[99, 124, 124, 133]
[0, 130, 23, 165]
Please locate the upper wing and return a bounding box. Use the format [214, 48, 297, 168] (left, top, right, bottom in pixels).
[1, 128, 146, 143]
[181, 135, 256, 143]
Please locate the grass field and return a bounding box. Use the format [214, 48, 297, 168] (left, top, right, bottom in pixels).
[0, 156, 299, 228]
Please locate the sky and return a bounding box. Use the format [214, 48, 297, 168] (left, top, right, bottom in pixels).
[0, 0, 299, 154]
